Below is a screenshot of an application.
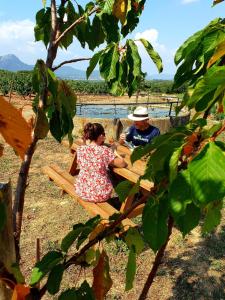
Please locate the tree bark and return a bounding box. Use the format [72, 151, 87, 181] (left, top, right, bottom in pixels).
[13, 136, 38, 262]
[0, 182, 16, 299]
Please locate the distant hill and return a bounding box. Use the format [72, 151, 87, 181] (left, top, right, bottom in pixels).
[0, 54, 174, 81]
[0, 54, 101, 80]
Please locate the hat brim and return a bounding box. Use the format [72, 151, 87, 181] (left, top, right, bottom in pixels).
[128, 114, 149, 121]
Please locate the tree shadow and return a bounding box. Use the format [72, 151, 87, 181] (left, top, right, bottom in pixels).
[160, 225, 225, 300]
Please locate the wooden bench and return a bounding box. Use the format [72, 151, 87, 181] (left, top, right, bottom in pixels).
[42, 164, 136, 231]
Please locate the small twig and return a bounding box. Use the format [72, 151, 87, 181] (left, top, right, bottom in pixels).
[138, 216, 174, 300]
[52, 58, 91, 71]
[39, 194, 149, 298]
[54, 6, 99, 46]
[211, 122, 225, 141]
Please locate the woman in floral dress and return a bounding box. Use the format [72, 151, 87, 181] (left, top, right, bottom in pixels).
[75, 123, 126, 203]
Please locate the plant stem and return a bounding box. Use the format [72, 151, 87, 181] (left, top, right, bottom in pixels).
[39, 195, 148, 298]
[138, 216, 174, 300]
[13, 136, 38, 262]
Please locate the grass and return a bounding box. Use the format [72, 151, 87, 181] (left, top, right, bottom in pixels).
[1, 135, 225, 299]
[0, 115, 225, 299]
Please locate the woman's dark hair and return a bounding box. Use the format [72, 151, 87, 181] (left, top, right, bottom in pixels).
[83, 123, 105, 141]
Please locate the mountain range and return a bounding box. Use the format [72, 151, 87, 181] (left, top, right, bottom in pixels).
[0, 54, 174, 80]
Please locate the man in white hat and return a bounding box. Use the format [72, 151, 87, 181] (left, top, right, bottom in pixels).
[119, 106, 160, 147]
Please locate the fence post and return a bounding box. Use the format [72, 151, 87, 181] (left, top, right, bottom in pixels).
[0, 182, 16, 299]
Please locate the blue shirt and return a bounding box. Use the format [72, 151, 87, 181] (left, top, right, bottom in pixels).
[126, 124, 160, 147]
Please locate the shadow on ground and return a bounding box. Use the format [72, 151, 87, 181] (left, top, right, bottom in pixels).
[160, 225, 225, 300]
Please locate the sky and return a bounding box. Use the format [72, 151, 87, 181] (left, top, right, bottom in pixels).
[0, 0, 225, 76]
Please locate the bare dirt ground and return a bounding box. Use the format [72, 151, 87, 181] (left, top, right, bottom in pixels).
[0, 94, 225, 300]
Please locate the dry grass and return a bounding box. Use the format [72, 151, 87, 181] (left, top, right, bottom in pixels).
[0, 95, 225, 300]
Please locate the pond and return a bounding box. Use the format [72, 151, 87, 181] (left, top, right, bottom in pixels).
[76, 104, 177, 119]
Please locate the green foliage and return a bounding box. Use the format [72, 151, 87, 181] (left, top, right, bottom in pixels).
[188, 142, 225, 205]
[115, 180, 139, 202]
[46, 264, 64, 295]
[58, 281, 95, 300]
[30, 251, 63, 286]
[142, 195, 169, 252]
[125, 246, 136, 291]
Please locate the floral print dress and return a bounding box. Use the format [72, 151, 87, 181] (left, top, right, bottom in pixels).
[75, 144, 115, 202]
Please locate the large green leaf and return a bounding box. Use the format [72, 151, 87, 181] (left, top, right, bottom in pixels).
[115, 180, 134, 202]
[87, 51, 103, 79]
[47, 264, 64, 295]
[202, 200, 223, 233]
[189, 66, 225, 111]
[188, 142, 225, 205]
[127, 40, 142, 78]
[125, 228, 144, 254]
[101, 13, 120, 43]
[169, 146, 183, 184]
[125, 246, 136, 291]
[142, 196, 169, 252]
[169, 170, 193, 218]
[34, 8, 51, 47]
[99, 44, 119, 81]
[176, 202, 201, 236]
[139, 38, 163, 73]
[61, 226, 84, 253]
[30, 251, 63, 286]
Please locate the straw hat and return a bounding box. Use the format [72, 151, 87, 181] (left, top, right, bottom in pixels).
[128, 106, 149, 121]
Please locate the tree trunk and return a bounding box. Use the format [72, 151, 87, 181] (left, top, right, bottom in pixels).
[0, 182, 16, 299]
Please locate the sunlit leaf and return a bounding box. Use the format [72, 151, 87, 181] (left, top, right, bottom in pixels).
[0, 96, 32, 160]
[207, 40, 225, 68]
[142, 196, 169, 252]
[188, 142, 225, 205]
[30, 251, 63, 286]
[169, 170, 193, 218]
[202, 201, 223, 233]
[139, 38, 163, 73]
[125, 227, 144, 254]
[113, 0, 128, 24]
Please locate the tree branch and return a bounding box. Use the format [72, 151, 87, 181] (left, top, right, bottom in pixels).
[138, 216, 174, 300]
[54, 6, 99, 46]
[46, 0, 60, 68]
[39, 194, 149, 298]
[13, 136, 39, 262]
[211, 121, 225, 141]
[52, 57, 91, 71]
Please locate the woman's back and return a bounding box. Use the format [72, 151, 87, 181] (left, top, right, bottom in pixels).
[75, 144, 115, 202]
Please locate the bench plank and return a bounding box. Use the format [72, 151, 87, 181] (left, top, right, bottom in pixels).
[42, 165, 136, 229]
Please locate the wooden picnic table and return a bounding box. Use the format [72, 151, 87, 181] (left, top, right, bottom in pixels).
[42, 140, 153, 230]
[65, 140, 153, 214]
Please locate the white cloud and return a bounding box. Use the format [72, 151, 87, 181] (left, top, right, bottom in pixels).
[134, 29, 176, 74]
[0, 19, 46, 64]
[181, 0, 199, 4]
[0, 19, 95, 69]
